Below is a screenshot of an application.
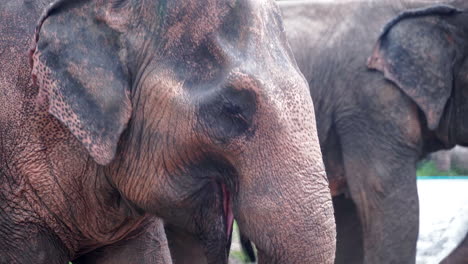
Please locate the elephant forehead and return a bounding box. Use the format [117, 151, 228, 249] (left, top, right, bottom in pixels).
[161, 0, 233, 49]
[155, 1, 291, 88]
[160, 0, 282, 50]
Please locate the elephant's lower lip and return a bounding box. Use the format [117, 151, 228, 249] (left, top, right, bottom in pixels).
[222, 184, 234, 241]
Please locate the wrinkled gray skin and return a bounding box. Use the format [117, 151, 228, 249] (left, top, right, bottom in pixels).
[279, 0, 468, 263]
[0, 0, 335, 263]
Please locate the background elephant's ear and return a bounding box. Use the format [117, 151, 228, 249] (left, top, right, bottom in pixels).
[367, 5, 462, 130]
[31, 1, 132, 165]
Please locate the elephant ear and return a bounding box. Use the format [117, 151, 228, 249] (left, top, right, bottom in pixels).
[367, 5, 463, 130]
[31, 0, 132, 165]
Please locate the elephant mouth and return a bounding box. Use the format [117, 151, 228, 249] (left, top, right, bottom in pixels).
[221, 183, 234, 244]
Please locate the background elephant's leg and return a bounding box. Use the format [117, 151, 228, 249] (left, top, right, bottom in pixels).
[240, 230, 256, 262]
[333, 195, 363, 264]
[441, 232, 468, 264]
[165, 225, 208, 264]
[337, 119, 421, 264]
[74, 218, 171, 264]
[429, 150, 452, 172]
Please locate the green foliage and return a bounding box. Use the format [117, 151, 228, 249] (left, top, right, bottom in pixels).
[417, 161, 463, 176]
[230, 250, 251, 262]
[229, 221, 256, 263]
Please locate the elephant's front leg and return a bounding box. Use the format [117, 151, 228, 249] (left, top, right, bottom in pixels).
[333, 195, 364, 264]
[336, 115, 421, 264]
[74, 217, 172, 264]
[165, 224, 208, 264]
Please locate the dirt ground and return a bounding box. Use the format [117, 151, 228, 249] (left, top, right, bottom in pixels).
[416, 178, 468, 263]
[229, 257, 245, 264]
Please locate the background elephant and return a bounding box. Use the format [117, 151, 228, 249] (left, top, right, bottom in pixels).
[428, 149, 453, 172]
[441, 232, 468, 263]
[274, 0, 468, 263]
[427, 146, 468, 173]
[0, 0, 335, 263]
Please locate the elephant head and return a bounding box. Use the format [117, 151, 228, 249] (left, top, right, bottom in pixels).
[367, 4, 468, 147]
[30, 0, 336, 263]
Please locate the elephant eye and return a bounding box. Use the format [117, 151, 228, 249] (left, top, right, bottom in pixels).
[197, 86, 257, 144]
[223, 100, 242, 115]
[222, 96, 246, 119]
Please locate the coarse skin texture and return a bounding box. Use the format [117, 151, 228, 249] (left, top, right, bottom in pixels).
[1, 0, 335, 263]
[1, 2, 171, 264]
[277, 0, 468, 263]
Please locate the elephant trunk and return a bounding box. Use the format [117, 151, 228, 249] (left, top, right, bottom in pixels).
[234, 134, 336, 263]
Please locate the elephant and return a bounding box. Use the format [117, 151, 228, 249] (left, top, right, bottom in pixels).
[0, 0, 336, 263]
[441, 232, 468, 263]
[428, 149, 454, 172]
[427, 146, 468, 173]
[273, 0, 468, 263]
